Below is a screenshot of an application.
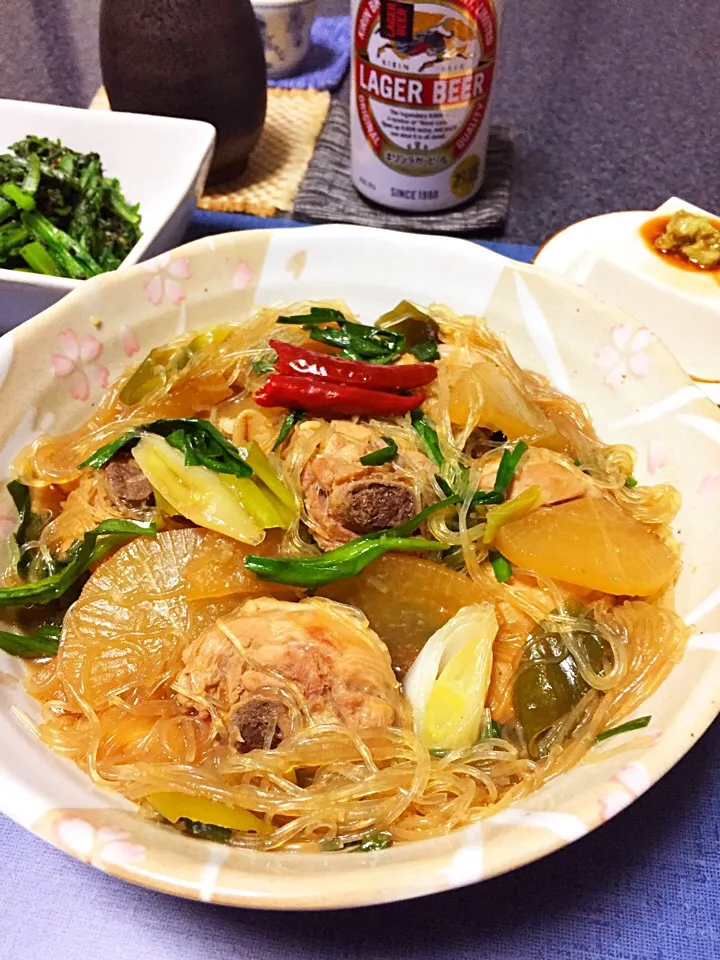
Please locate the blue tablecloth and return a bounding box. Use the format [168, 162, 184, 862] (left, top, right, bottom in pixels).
[2, 211, 719, 959]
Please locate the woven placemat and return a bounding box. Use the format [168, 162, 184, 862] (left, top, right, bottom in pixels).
[293, 101, 513, 234]
[90, 86, 330, 218]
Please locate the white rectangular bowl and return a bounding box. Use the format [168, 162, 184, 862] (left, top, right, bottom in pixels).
[0, 98, 216, 332]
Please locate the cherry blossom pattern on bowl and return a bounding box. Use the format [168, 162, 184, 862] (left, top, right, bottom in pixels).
[50, 329, 110, 402]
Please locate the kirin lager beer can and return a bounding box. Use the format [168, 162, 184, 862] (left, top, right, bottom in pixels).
[350, 0, 502, 212]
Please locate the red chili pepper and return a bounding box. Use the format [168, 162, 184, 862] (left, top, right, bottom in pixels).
[254, 374, 424, 417]
[269, 340, 437, 391]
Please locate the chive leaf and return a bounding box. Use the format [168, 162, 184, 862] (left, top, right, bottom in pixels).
[493, 440, 528, 498]
[360, 437, 398, 467]
[0, 518, 156, 608]
[0, 624, 61, 659]
[595, 715, 651, 742]
[350, 831, 393, 852]
[489, 550, 513, 583]
[273, 410, 305, 451]
[410, 410, 443, 467]
[79, 419, 253, 478]
[277, 307, 346, 325]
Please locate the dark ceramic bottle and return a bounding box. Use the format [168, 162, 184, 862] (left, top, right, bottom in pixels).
[99, 0, 267, 182]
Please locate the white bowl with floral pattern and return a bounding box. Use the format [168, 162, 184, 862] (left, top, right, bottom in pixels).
[0, 224, 719, 909]
[0, 98, 215, 334]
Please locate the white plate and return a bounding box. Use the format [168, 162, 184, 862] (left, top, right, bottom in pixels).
[535, 211, 720, 402]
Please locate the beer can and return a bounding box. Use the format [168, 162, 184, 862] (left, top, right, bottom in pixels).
[350, 0, 502, 213]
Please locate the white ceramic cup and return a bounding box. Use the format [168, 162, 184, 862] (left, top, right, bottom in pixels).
[251, 0, 318, 80]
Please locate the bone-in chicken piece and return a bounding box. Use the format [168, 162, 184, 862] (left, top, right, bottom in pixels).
[175, 596, 404, 753]
[288, 420, 432, 551]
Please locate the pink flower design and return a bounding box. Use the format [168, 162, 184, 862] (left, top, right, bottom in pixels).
[51, 329, 110, 401]
[598, 761, 653, 822]
[595, 325, 654, 389]
[53, 816, 145, 867]
[647, 439, 669, 475]
[232, 259, 254, 290]
[599, 789, 633, 821]
[143, 252, 192, 306]
[120, 324, 140, 358]
[698, 474, 720, 496]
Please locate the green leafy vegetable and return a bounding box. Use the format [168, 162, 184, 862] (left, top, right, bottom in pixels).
[493, 440, 528, 498]
[278, 307, 405, 364]
[21, 153, 41, 195]
[252, 350, 278, 375]
[20, 210, 99, 279]
[277, 306, 346, 325]
[245, 496, 459, 588]
[625, 476, 638, 488]
[0, 624, 60, 658]
[0, 136, 141, 278]
[0, 182, 36, 211]
[308, 321, 404, 364]
[0, 518, 156, 608]
[79, 419, 252, 478]
[489, 550, 513, 583]
[177, 819, 232, 844]
[351, 831, 393, 852]
[411, 410, 443, 467]
[470, 490, 504, 507]
[435, 475, 455, 498]
[410, 339, 441, 362]
[487, 719, 502, 740]
[389, 494, 460, 536]
[359, 437, 398, 466]
[246, 535, 444, 589]
[595, 715, 651, 742]
[7, 479, 53, 580]
[18, 240, 62, 275]
[273, 410, 305, 451]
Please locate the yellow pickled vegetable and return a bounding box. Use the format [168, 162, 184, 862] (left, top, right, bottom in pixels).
[132, 434, 264, 544]
[483, 485, 543, 543]
[148, 792, 271, 834]
[496, 497, 679, 596]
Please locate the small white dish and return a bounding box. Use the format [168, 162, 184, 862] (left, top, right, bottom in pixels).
[252, 0, 318, 79]
[535, 211, 648, 281]
[535, 200, 720, 394]
[0, 99, 215, 333]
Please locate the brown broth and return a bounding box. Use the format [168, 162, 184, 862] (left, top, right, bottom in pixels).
[641, 215, 720, 274]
